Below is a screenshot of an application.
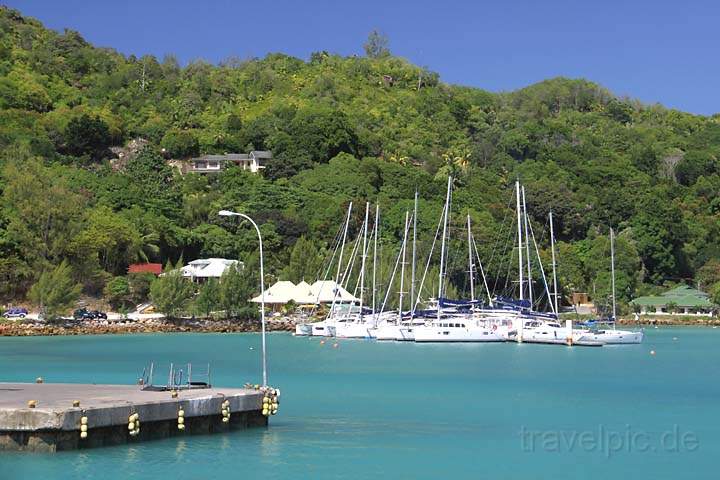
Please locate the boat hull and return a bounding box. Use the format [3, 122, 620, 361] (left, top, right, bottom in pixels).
[311, 322, 332, 336]
[413, 325, 504, 343]
[581, 330, 643, 344]
[375, 324, 402, 341]
[294, 324, 313, 336]
[334, 322, 375, 338]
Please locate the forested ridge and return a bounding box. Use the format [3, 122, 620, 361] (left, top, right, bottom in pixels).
[2, 6, 720, 316]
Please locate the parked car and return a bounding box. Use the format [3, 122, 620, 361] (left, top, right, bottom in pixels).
[3, 307, 28, 319]
[73, 308, 107, 320]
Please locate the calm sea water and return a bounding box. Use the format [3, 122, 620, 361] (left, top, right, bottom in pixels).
[1, 328, 717, 479]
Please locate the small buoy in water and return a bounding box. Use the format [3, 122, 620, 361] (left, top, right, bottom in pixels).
[673, 337, 678, 341]
[333, 343, 339, 348]
[650, 350, 656, 356]
[319, 340, 325, 345]
[249, 347, 254, 350]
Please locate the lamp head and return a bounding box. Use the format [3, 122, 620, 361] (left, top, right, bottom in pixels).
[218, 210, 237, 217]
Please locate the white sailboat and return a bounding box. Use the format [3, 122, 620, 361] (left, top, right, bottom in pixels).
[375, 208, 414, 340]
[335, 202, 375, 338]
[580, 228, 644, 344]
[413, 177, 504, 343]
[505, 186, 603, 345]
[311, 202, 354, 337]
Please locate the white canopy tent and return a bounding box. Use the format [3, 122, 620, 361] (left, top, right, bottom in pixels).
[250, 280, 359, 306]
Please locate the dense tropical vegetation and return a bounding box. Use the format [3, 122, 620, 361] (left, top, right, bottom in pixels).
[2, 7, 720, 318]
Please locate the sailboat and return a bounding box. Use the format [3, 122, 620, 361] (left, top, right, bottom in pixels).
[578, 228, 644, 344]
[413, 177, 504, 343]
[300, 202, 355, 337]
[503, 184, 602, 345]
[375, 207, 418, 341]
[334, 202, 379, 338]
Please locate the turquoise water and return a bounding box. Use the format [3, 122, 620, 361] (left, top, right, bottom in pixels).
[1, 328, 717, 479]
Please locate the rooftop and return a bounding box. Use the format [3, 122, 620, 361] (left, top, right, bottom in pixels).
[631, 284, 714, 308]
[250, 280, 359, 304]
[190, 151, 273, 162]
[179, 258, 241, 278]
[127, 263, 163, 275]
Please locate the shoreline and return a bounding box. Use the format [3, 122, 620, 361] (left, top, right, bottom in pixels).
[0, 317, 297, 337]
[2, 315, 719, 337]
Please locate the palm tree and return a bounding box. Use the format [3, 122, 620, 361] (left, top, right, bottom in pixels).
[129, 231, 160, 264]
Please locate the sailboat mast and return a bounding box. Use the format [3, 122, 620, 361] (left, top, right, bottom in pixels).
[328, 202, 353, 318]
[399, 211, 410, 323]
[467, 213, 475, 305]
[610, 227, 617, 324]
[359, 202, 369, 321]
[522, 186, 533, 306]
[372, 204, 379, 316]
[549, 211, 559, 316]
[516, 181, 524, 301]
[410, 191, 418, 312]
[438, 176, 452, 321]
[336, 203, 352, 285]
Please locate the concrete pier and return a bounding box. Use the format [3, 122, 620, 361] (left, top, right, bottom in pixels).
[0, 383, 269, 452]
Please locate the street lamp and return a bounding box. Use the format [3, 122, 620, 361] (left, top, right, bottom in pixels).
[218, 210, 267, 387]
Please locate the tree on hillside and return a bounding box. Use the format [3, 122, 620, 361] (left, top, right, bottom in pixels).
[286, 106, 358, 163]
[696, 259, 720, 291]
[1, 154, 85, 276]
[128, 272, 155, 304]
[149, 261, 195, 318]
[219, 261, 256, 319]
[364, 30, 390, 58]
[160, 129, 200, 158]
[194, 278, 221, 318]
[283, 236, 323, 283]
[28, 260, 82, 321]
[124, 146, 182, 219]
[104, 276, 132, 310]
[63, 114, 112, 161]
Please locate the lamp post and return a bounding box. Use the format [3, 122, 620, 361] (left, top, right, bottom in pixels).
[218, 210, 267, 387]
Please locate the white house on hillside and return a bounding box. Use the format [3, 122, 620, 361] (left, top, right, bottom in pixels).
[179, 258, 242, 282]
[189, 151, 272, 174]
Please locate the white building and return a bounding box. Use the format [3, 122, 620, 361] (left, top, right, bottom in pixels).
[189, 151, 271, 174]
[179, 258, 242, 283]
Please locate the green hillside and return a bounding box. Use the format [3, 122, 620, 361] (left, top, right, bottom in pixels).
[1, 6, 719, 315]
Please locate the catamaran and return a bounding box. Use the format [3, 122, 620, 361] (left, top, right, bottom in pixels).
[411, 177, 505, 343]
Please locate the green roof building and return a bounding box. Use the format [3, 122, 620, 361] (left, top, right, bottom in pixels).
[631, 285, 715, 316]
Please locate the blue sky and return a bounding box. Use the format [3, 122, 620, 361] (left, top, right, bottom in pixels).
[8, 0, 719, 115]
